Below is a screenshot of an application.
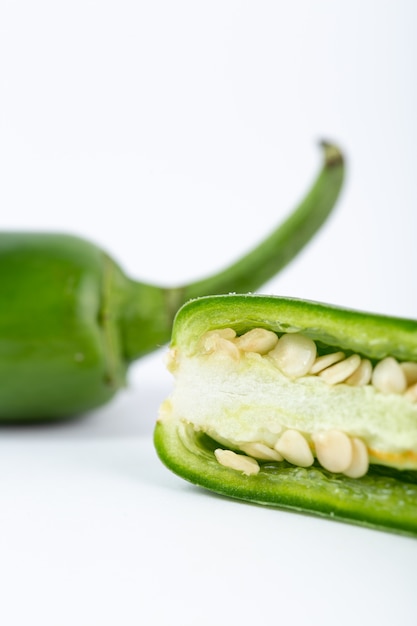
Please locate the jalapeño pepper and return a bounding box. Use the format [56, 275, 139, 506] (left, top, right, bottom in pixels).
[154, 294, 417, 536]
[0, 143, 344, 421]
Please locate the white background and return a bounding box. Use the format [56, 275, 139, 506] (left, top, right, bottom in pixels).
[0, 2, 416, 625]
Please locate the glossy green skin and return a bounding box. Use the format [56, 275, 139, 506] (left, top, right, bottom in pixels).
[154, 294, 417, 536]
[0, 233, 127, 420]
[169, 294, 417, 361]
[0, 232, 189, 421]
[155, 421, 417, 536]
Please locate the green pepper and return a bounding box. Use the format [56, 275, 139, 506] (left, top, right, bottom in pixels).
[0, 143, 344, 421]
[154, 294, 417, 537]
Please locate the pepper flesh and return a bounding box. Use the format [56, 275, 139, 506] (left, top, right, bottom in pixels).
[0, 143, 344, 421]
[154, 294, 417, 537]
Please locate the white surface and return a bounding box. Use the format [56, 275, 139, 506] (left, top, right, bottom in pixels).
[0, 2, 416, 625]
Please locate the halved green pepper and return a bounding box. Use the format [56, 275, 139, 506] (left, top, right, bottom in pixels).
[0, 143, 344, 421]
[154, 294, 417, 537]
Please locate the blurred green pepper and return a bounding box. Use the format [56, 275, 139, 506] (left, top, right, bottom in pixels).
[0, 143, 344, 421]
[155, 294, 417, 536]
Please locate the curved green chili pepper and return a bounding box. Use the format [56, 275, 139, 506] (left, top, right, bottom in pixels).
[0, 143, 344, 421]
[154, 294, 417, 537]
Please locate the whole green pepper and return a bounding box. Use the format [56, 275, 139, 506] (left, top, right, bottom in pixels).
[0, 143, 344, 421]
[154, 294, 417, 536]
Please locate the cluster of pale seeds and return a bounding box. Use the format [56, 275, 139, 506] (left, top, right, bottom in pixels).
[200, 327, 417, 478]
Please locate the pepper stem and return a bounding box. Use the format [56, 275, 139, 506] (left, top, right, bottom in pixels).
[180, 141, 343, 300]
[121, 141, 345, 361]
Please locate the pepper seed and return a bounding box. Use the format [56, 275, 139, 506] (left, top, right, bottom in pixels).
[235, 328, 278, 354]
[268, 333, 317, 378]
[312, 429, 353, 473]
[214, 449, 260, 475]
[343, 437, 369, 478]
[318, 354, 361, 385]
[239, 442, 283, 461]
[372, 357, 407, 394]
[274, 429, 314, 467]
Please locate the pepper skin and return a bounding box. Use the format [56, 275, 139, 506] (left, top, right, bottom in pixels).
[154, 294, 417, 537]
[0, 143, 344, 421]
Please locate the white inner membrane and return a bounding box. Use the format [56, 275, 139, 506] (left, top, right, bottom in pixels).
[161, 331, 417, 476]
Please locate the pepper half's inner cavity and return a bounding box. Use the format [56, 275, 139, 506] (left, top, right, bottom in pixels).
[161, 328, 417, 478]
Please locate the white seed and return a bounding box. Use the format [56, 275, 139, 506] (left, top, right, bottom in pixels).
[345, 358, 373, 386]
[312, 430, 353, 473]
[201, 330, 240, 360]
[158, 399, 172, 421]
[371, 357, 407, 394]
[310, 351, 345, 374]
[268, 333, 317, 378]
[214, 449, 260, 475]
[239, 442, 283, 461]
[405, 382, 417, 403]
[318, 354, 361, 385]
[274, 430, 314, 467]
[164, 348, 179, 373]
[268, 423, 284, 436]
[343, 437, 369, 478]
[401, 361, 417, 387]
[235, 328, 278, 354]
[204, 328, 237, 340]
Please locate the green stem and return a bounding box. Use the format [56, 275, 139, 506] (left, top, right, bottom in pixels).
[180, 141, 344, 301]
[121, 142, 345, 361]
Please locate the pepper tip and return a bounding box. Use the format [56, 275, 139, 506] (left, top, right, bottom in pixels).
[319, 140, 344, 167]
